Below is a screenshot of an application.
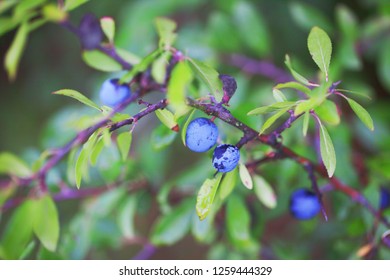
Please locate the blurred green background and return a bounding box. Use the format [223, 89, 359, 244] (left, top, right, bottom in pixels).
[1, 0, 390, 260]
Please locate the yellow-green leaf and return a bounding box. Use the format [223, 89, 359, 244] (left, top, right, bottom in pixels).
[341, 96, 374, 131]
[82, 50, 122, 72]
[100, 17, 115, 43]
[0, 152, 31, 177]
[239, 163, 253, 189]
[155, 17, 177, 49]
[187, 58, 223, 102]
[285, 55, 310, 85]
[155, 109, 178, 131]
[307, 26, 332, 80]
[32, 195, 60, 252]
[253, 175, 277, 209]
[219, 167, 238, 200]
[117, 131, 132, 161]
[318, 120, 336, 177]
[259, 107, 290, 135]
[5, 22, 29, 81]
[196, 174, 223, 220]
[167, 61, 192, 116]
[53, 89, 101, 111]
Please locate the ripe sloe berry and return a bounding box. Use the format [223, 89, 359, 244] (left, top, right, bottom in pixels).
[289, 188, 321, 220]
[99, 78, 131, 107]
[185, 118, 218, 152]
[212, 144, 240, 173]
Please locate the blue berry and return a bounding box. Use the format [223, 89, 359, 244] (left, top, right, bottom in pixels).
[289, 188, 321, 220]
[212, 144, 240, 173]
[99, 78, 131, 107]
[380, 187, 390, 210]
[185, 118, 218, 152]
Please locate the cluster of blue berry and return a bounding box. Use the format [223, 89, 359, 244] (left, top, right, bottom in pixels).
[98, 77, 327, 221]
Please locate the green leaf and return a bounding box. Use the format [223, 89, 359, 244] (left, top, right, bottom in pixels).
[74, 132, 98, 189]
[253, 175, 277, 209]
[0, 0, 18, 14]
[151, 51, 171, 84]
[53, 89, 101, 111]
[32, 195, 60, 252]
[233, 1, 270, 56]
[259, 107, 290, 135]
[378, 38, 390, 93]
[294, 93, 326, 116]
[64, 0, 89, 11]
[0, 200, 34, 259]
[18, 240, 36, 260]
[117, 131, 132, 161]
[285, 55, 310, 85]
[307, 26, 332, 80]
[187, 58, 223, 102]
[336, 4, 358, 40]
[167, 61, 192, 116]
[151, 198, 194, 246]
[82, 50, 122, 72]
[315, 99, 340, 125]
[302, 111, 310, 136]
[14, 0, 46, 17]
[289, 2, 333, 32]
[90, 136, 104, 166]
[155, 17, 177, 49]
[118, 195, 137, 238]
[341, 96, 374, 131]
[116, 48, 141, 65]
[318, 119, 336, 177]
[100, 17, 115, 43]
[272, 88, 287, 102]
[247, 101, 296, 115]
[274, 81, 311, 96]
[239, 163, 253, 190]
[4, 21, 28, 81]
[0, 152, 31, 177]
[196, 174, 223, 220]
[0, 17, 18, 37]
[219, 167, 238, 201]
[155, 108, 178, 131]
[42, 4, 67, 22]
[226, 195, 254, 249]
[151, 124, 177, 150]
[181, 109, 196, 145]
[75, 148, 88, 189]
[191, 212, 215, 244]
[119, 49, 161, 83]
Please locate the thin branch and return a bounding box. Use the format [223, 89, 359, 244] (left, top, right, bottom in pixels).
[186, 98, 390, 228]
[226, 54, 292, 83]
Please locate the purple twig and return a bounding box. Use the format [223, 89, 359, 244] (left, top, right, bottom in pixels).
[227, 54, 292, 83]
[132, 243, 157, 260]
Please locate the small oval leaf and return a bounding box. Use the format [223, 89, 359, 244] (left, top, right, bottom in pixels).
[253, 175, 277, 209]
[239, 163, 253, 190]
[196, 174, 223, 220]
[318, 120, 336, 177]
[307, 26, 332, 80]
[53, 89, 101, 111]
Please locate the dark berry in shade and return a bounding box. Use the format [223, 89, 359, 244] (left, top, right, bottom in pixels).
[219, 74, 237, 103]
[380, 187, 390, 210]
[289, 188, 321, 220]
[185, 118, 218, 152]
[212, 144, 240, 173]
[79, 13, 104, 50]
